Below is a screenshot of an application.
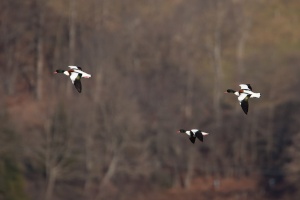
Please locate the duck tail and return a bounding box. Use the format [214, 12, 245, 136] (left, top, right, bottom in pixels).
[201, 132, 209, 136]
[251, 93, 261, 98]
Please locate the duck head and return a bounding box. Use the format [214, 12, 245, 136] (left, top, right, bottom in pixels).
[177, 129, 186, 134]
[54, 69, 65, 74]
[225, 89, 240, 96]
[54, 70, 70, 76]
[225, 89, 236, 94]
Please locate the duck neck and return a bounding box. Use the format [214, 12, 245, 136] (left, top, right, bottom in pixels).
[179, 129, 186, 134]
[227, 89, 239, 96]
[227, 89, 236, 93]
[55, 69, 65, 73]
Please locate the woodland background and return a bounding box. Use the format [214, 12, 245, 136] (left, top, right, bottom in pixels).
[0, 0, 300, 200]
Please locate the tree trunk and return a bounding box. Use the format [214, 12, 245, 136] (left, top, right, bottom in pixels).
[5, 47, 17, 95]
[67, 0, 77, 96]
[184, 152, 195, 188]
[93, 0, 105, 102]
[236, 18, 251, 82]
[84, 129, 94, 197]
[100, 152, 119, 187]
[184, 64, 194, 119]
[2, 15, 17, 95]
[210, 1, 226, 177]
[44, 119, 57, 200]
[213, 33, 222, 130]
[36, 12, 44, 100]
[45, 167, 58, 200]
[212, 1, 224, 131]
[95, 149, 120, 200]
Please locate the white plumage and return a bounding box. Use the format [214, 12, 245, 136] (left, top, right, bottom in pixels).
[68, 66, 91, 78]
[225, 84, 261, 114]
[54, 66, 91, 93]
[177, 129, 210, 144]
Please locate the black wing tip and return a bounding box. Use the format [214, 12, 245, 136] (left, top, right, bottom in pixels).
[74, 79, 82, 93]
[246, 84, 252, 90]
[196, 132, 204, 142]
[241, 100, 249, 115]
[75, 87, 82, 93]
[241, 106, 248, 114]
[189, 137, 196, 144]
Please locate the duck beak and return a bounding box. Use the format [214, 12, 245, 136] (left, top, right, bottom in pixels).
[53, 71, 57, 74]
[177, 130, 180, 134]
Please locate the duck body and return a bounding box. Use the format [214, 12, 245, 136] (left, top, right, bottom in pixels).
[177, 129, 209, 144]
[225, 84, 261, 114]
[238, 84, 261, 98]
[54, 66, 91, 93]
[68, 66, 91, 78]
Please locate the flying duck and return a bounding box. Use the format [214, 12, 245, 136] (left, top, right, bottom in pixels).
[177, 129, 209, 144]
[224, 84, 261, 114]
[54, 66, 91, 93]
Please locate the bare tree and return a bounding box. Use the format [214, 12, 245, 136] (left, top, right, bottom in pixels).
[66, 0, 77, 96]
[35, 0, 45, 100]
[211, 0, 227, 131]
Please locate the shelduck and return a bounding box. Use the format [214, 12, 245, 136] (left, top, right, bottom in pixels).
[177, 129, 209, 144]
[224, 84, 261, 115]
[54, 66, 91, 93]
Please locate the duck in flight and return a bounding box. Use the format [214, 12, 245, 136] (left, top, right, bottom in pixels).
[224, 84, 261, 115]
[54, 66, 91, 93]
[177, 129, 209, 144]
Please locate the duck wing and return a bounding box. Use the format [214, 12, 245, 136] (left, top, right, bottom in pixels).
[246, 84, 252, 91]
[70, 73, 82, 93]
[189, 136, 196, 144]
[68, 66, 82, 70]
[69, 72, 79, 83]
[238, 93, 249, 102]
[74, 78, 82, 93]
[239, 84, 252, 91]
[240, 96, 250, 114]
[72, 68, 91, 78]
[195, 131, 204, 142]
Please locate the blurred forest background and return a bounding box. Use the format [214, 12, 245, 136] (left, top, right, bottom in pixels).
[0, 0, 300, 199]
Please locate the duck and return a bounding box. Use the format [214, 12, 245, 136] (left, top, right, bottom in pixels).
[54, 66, 91, 93]
[177, 129, 209, 144]
[224, 84, 261, 115]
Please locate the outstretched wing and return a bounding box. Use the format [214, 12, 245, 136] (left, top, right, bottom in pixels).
[189, 136, 196, 144]
[74, 79, 82, 93]
[238, 93, 249, 102]
[246, 84, 252, 91]
[74, 80, 82, 93]
[195, 131, 204, 142]
[70, 66, 91, 78]
[69, 73, 82, 93]
[69, 72, 79, 83]
[68, 66, 82, 70]
[240, 97, 249, 115]
[73, 74, 82, 93]
[239, 84, 252, 91]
